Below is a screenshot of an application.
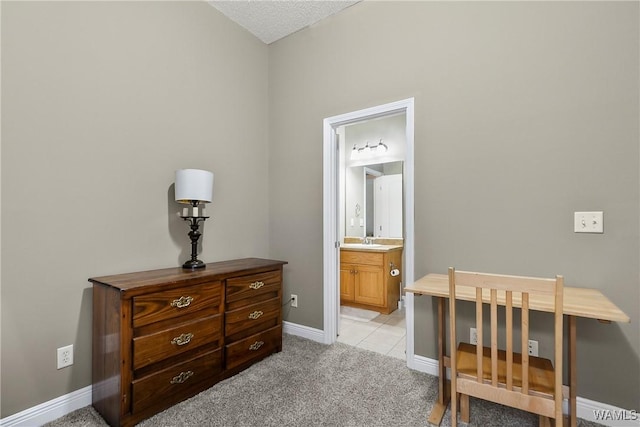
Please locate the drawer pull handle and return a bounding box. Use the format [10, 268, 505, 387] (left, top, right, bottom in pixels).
[171, 332, 194, 346]
[249, 341, 264, 351]
[248, 310, 264, 320]
[249, 281, 264, 290]
[170, 295, 193, 309]
[170, 370, 194, 384]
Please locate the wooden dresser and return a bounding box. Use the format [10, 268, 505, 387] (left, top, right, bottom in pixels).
[90, 258, 287, 427]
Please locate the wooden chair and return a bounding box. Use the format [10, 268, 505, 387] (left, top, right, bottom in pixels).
[448, 268, 564, 427]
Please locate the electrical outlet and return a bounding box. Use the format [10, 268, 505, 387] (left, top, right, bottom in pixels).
[291, 294, 298, 308]
[470, 327, 477, 345]
[57, 344, 74, 369]
[528, 340, 539, 357]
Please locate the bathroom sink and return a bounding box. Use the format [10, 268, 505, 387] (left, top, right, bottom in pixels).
[341, 243, 385, 249]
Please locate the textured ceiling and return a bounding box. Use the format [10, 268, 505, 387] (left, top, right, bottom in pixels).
[208, 1, 361, 44]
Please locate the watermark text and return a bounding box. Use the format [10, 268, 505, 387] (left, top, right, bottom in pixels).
[593, 409, 639, 422]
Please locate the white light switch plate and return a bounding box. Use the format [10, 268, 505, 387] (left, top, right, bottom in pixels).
[574, 211, 604, 233]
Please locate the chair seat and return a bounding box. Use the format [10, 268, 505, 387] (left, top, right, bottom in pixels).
[456, 342, 556, 396]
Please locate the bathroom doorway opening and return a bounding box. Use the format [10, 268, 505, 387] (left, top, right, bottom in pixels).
[322, 98, 416, 367]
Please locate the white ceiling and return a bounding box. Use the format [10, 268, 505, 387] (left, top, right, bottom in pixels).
[208, 1, 361, 44]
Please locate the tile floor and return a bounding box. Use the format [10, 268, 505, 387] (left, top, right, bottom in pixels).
[337, 306, 406, 359]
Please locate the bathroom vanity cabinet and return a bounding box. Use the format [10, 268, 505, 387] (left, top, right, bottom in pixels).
[90, 258, 286, 427]
[340, 246, 402, 314]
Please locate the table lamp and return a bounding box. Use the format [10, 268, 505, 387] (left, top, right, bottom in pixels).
[175, 169, 214, 269]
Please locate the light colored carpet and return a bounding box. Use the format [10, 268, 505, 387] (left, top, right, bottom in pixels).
[340, 306, 380, 322]
[45, 334, 603, 427]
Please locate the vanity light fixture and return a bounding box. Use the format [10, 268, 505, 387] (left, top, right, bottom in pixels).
[351, 139, 388, 158]
[175, 168, 214, 269]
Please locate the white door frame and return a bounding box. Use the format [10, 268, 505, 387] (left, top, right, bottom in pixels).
[322, 97, 416, 368]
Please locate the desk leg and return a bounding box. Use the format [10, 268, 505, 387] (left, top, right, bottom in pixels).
[427, 296, 449, 426]
[568, 315, 577, 427]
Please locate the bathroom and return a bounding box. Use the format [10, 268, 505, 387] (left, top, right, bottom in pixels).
[336, 112, 407, 358]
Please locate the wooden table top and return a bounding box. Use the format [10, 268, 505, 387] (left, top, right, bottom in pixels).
[406, 273, 630, 323]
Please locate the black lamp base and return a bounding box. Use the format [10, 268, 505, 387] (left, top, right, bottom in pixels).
[180, 205, 210, 270]
[182, 259, 206, 270]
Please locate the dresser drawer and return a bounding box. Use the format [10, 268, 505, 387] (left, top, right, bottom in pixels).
[133, 281, 222, 328]
[225, 325, 282, 371]
[225, 298, 280, 341]
[226, 270, 281, 305]
[340, 250, 383, 266]
[133, 314, 223, 370]
[132, 349, 222, 414]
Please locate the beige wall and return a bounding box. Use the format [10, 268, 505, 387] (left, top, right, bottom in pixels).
[2, 0, 638, 419]
[1, 1, 269, 417]
[269, 1, 639, 409]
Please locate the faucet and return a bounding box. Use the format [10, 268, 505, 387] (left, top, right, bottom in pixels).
[362, 236, 371, 245]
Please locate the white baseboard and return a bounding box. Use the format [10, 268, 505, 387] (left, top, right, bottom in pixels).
[409, 353, 440, 376]
[0, 385, 92, 427]
[283, 320, 325, 343]
[3, 330, 636, 427]
[574, 396, 640, 426]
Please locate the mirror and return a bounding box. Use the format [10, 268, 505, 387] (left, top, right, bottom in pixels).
[345, 161, 403, 238]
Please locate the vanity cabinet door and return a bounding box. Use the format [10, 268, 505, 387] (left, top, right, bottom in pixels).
[340, 264, 356, 302]
[354, 264, 385, 307]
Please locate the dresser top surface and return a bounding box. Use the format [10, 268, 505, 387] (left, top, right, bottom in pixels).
[89, 258, 287, 292]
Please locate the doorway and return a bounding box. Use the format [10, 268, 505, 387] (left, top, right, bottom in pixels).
[322, 98, 416, 367]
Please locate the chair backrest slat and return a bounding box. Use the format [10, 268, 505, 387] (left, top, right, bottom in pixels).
[490, 289, 498, 387]
[505, 290, 513, 390]
[554, 276, 564, 419]
[521, 292, 529, 394]
[476, 288, 483, 382]
[448, 268, 458, 393]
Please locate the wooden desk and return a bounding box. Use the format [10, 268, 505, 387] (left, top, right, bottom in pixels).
[406, 273, 630, 427]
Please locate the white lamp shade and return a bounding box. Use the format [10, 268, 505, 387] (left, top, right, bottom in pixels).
[175, 169, 214, 203]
